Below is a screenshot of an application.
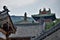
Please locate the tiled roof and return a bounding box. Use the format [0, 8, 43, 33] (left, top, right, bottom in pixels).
[10, 16, 35, 24]
[32, 13, 55, 17]
[9, 23, 43, 38]
[34, 22, 60, 40]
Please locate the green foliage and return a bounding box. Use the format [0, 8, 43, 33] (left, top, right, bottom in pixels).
[45, 19, 60, 30]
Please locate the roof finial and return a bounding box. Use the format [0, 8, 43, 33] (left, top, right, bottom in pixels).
[48, 8, 51, 13]
[43, 8, 46, 11]
[48, 8, 51, 12]
[24, 12, 27, 21]
[3, 5, 10, 12]
[39, 9, 41, 14]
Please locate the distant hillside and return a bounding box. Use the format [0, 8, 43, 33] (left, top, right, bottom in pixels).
[10, 16, 34, 24]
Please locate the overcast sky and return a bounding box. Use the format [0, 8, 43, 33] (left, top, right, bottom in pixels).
[0, 0, 60, 18]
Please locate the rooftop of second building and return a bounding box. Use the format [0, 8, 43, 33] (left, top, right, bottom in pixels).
[11, 12, 38, 24]
[32, 13, 55, 17]
[32, 8, 55, 17]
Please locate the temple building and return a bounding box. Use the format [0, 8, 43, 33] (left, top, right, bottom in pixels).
[0, 6, 58, 40]
[32, 8, 56, 22]
[0, 6, 16, 40]
[0, 7, 45, 40]
[8, 12, 44, 40]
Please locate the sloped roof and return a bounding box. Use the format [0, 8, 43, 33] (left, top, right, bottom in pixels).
[11, 16, 35, 24]
[14, 16, 36, 24]
[16, 20, 32, 24]
[9, 23, 43, 38]
[0, 9, 16, 34]
[32, 13, 55, 17]
[34, 22, 60, 40]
